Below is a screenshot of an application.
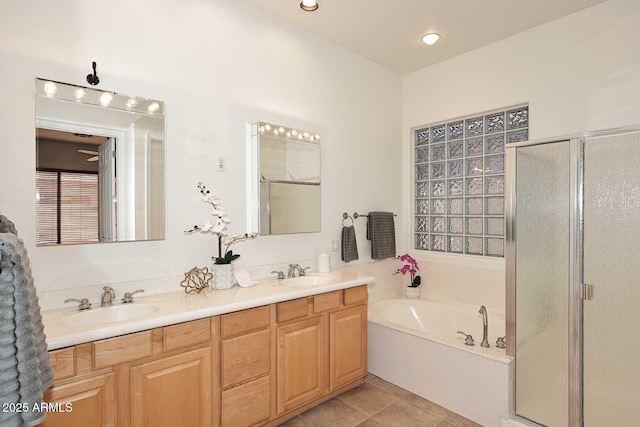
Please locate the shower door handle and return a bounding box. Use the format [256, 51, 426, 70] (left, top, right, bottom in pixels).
[581, 283, 594, 300]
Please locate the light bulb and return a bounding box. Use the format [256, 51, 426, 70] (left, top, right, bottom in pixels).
[300, 0, 319, 11]
[73, 88, 86, 101]
[99, 92, 113, 106]
[314, 134, 320, 140]
[291, 130, 298, 136]
[421, 33, 441, 45]
[264, 124, 272, 131]
[43, 81, 57, 97]
[147, 102, 160, 113]
[278, 127, 285, 133]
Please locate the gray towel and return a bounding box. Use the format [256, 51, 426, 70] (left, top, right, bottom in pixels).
[341, 226, 359, 263]
[0, 214, 17, 235]
[366, 211, 396, 260]
[0, 233, 53, 427]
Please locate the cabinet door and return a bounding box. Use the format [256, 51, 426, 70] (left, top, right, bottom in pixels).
[41, 372, 116, 427]
[130, 347, 212, 427]
[330, 304, 367, 390]
[277, 316, 326, 414]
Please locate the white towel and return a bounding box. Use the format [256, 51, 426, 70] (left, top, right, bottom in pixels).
[0, 233, 53, 427]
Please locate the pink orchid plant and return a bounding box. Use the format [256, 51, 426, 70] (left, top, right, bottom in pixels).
[393, 253, 421, 287]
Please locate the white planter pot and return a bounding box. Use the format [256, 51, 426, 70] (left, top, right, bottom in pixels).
[404, 286, 420, 299]
[211, 264, 236, 290]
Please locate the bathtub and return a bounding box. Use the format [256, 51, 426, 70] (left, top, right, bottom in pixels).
[368, 299, 511, 427]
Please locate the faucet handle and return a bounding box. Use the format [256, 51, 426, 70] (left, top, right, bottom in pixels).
[122, 289, 144, 304]
[496, 336, 506, 349]
[300, 267, 311, 276]
[457, 331, 475, 346]
[271, 271, 285, 280]
[65, 298, 92, 311]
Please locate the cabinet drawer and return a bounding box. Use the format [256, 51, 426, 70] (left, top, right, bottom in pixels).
[221, 329, 270, 389]
[222, 375, 271, 427]
[49, 347, 76, 381]
[221, 306, 270, 338]
[164, 318, 211, 352]
[93, 331, 152, 369]
[344, 285, 368, 306]
[277, 298, 309, 323]
[313, 291, 341, 313]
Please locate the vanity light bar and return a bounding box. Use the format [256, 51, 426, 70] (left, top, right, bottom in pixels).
[258, 122, 320, 142]
[35, 78, 164, 117]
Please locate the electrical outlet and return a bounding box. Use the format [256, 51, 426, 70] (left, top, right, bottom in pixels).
[217, 157, 226, 172]
[331, 240, 339, 252]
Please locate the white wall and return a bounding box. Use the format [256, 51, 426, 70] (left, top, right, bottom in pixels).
[403, 0, 640, 310]
[0, 0, 403, 293]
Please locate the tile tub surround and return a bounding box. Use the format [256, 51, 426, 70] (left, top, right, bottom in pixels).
[41, 270, 372, 350]
[280, 374, 483, 427]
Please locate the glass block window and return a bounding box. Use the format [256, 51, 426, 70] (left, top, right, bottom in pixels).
[413, 105, 528, 256]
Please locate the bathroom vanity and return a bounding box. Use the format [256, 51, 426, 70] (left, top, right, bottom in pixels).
[40, 278, 369, 427]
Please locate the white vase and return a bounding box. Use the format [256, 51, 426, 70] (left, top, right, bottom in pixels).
[404, 286, 420, 299]
[211, 263, 236, 290]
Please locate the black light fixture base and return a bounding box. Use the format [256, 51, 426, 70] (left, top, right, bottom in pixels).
[86, 61, 100, 86]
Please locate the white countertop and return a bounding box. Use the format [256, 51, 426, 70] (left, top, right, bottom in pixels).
[42, 271, 373, 351]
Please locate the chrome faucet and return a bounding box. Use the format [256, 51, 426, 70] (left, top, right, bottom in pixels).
[287, 264, 303, 278]
[101, 286, 116, 307]
[479, 305, 490, 348]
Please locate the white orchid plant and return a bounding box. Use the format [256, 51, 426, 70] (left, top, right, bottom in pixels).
[186, 182, 256, 264]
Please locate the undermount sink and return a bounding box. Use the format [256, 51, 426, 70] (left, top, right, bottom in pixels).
[61, 304, 158, 327]
[278, 274, 337, 287]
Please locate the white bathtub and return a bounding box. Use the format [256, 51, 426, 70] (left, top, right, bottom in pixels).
[368, 298, 511, 427]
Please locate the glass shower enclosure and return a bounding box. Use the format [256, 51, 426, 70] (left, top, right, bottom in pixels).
[506, 130, 640, 427]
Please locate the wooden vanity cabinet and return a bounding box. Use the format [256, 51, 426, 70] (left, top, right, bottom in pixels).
[45, 285, 367, 427]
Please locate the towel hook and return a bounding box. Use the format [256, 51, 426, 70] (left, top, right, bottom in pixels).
[342, 212, 354, 226]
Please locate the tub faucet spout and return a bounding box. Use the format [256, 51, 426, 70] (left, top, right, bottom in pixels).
[479, 305, 490, 348]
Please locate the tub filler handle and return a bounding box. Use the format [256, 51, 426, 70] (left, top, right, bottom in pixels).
[457, 331, 475, 346]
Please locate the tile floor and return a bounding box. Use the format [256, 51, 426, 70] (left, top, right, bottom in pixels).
[279, 373, 482, 427]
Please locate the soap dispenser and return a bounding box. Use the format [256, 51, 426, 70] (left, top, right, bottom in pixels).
[317, 251, 331, 273]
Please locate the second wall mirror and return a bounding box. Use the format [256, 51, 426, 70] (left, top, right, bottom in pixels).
[248, 121, 321, 235]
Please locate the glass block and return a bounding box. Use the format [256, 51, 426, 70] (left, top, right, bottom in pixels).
[466, 117, 483, 137]
[416, 216, 429, 233]
[448, 160, 463, 177]
[486, 176, 504, 194]
[432, 144, 446, 161]
[466, 137, 483, 156]
[449, 236, 463, 253]
[432, 235, 445, 252]
[431, 162, 445, 179]
[449, 140, 464, 159]
[449, 217, 463, 234]
[415, 233, 429, 250]
[467, 177, 484, 195]
[466, 158, 484, 176]
[485, 155, 504, 174]
[508, 107, 528, 130]
[486, 217, 504, 236]
[432, 125, 446, 143]
[485, 197, 504, 215]
[486, 133, 505, 154]
[448, 121, 464, 140]
[466, 237, 483, 255]
[466, 217, 483, 235]
[507, 129, 529, 143]
[448, 179, 463, 196]
[449, 198, 463, 215]
[416, 182, 429, 198]
[416, 199, 430, 215]
[486, 112, 505, 134]
[432, 180, 446, 196]
[467, 197, 483, 215]
[416, 128, 429, 145]
[486, 238, 504, 257]
[416, 164, 429, 180]
[431, 217, 445, 233]
[416, 146, 429, 163]
[432, 198, 446, 215]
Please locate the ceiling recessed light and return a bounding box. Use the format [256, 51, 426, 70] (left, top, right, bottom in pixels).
[421, 33, 441, 46]
[300, 0, 319, 12]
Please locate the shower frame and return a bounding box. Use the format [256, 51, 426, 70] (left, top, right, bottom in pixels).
[505, 124, 640, 427]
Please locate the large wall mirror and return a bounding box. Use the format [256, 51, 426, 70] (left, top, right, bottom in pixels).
[247, 121, 320, 235]
[35, 78, 165, 245]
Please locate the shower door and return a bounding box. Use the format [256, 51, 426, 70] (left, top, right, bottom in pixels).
[507, 130, 640, 427]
